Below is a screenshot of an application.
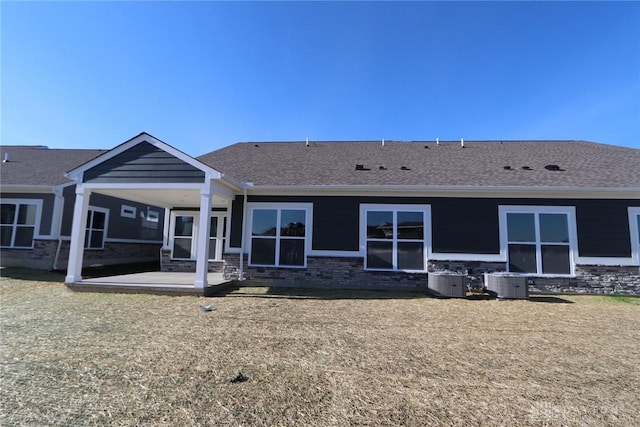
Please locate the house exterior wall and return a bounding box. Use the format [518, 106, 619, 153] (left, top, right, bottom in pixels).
[232, 195, 637, 258]
[60, 186, 165, 241]
[218, 194, 640, 295]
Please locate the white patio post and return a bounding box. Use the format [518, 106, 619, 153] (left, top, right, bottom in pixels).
[194, 184, 213, 288]
[65, 185, 91, 283]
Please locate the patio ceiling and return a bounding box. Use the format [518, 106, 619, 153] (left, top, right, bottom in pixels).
[92, 188, 232, 209]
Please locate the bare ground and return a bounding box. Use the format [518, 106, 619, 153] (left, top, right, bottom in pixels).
[1, 268, 639, 426]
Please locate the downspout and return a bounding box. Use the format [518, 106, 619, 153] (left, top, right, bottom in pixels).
[239, 187, 248, 281]
[52, 187, 65, 271]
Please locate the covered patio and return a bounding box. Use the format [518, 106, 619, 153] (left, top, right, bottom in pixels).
[65, 272, 238, 296]
[62, 133, 245, 294]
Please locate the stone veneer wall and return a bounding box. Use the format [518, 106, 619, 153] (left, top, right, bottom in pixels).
[222, 253, 428, 290]
[220, 255, 640, 296]
[160, 249, 224, 273]
[428, 260, 640, 296]
[1, 240, 162, 270]
[0, 240, 59, 270]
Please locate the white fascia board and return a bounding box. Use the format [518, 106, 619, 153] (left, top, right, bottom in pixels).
[0, 185, 56, 194]
[246, 185, 640, 199]
[65, 133, 223, 181]
[83, 182, 205, 191]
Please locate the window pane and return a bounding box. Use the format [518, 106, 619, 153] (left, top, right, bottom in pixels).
[281, 210, 305, 237]
[223, 217, 228, 238]
[542, 245, 571, 274]
[1, 226, 13, 246]
[367, 241, 393, 269]
[397, 241, 424, 270]
[92, 211, 106, 230]
[210, 216, 218, 238]
[508, 244, 537, 273]
[507, 213, 535, 242]
[1, 204, 16, 224]
[252, 210, 277, 236]
[208, 239, 217, 260]
[397, 211, 424, 239]
[367, 211, 393, 239]
[90, 231, 104, 249]
[251, 238, 276, 265]
[540, 214, 569, 243]
[173, 237, 192, 259]
[175, 216, 194, 237]
[636, 215, 640, 240]
[280, 238, 305, 266]
[14, 226, 34, 247]
[17, 205, 37, 225]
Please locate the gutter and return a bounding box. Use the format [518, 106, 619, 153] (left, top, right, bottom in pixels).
[243, 184, 640, 199]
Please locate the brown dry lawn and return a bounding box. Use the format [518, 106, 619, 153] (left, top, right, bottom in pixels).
[1, 268, 639, 426]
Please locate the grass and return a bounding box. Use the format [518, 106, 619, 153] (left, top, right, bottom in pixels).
[1, 268, 639, 426]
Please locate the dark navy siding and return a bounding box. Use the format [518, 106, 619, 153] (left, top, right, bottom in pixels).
[83, 141, 205, 184]
[431, 198, 500, 254]
[575, 200, 635, 257]
[90, 193, 165, 241]
[60, 186, 164, 241]
[61, 185, 76, 236]
[229, 196, 245, 248]
[242, 195, 637, 258]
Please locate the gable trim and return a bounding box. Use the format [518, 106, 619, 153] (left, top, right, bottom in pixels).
[65, 133, 223, 182]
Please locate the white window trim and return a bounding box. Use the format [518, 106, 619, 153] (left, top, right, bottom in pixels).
[169, 210, 229, 261]
[498, 205, 577, 277]
[246, 202, 313, 268]
[209, 213, 227, 262]
[120, 205, 136, 219]
[0, 198, 43, 249]
[360, 204, 431, 273]
[629, 207, 640, 266]
[85, 206, 109, 250]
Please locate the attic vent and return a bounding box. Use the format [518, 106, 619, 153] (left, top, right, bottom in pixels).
[254, 144, 260, 147]
[521, 166, 532, 170]
[503, 166, 513, 170]
[355, 164, 370, 171]
[400, 166, 411, 170]
[379, 166, 387, 170]
[424, 145, 429, 149]
[544, 164, 563, 171]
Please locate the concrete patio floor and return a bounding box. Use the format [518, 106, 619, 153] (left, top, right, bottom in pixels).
[66, 272, 237, 296]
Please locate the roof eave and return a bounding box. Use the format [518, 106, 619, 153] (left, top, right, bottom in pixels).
[245, 184, 640, 199]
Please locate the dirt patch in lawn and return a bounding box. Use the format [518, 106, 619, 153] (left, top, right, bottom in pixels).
[1, 269, 639, 426]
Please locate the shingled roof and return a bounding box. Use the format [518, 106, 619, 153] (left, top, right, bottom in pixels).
[0, 145, 106, 187]
[197, 140, 640, 188]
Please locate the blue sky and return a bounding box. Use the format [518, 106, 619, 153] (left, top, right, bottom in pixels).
[2, 1, 639, 155]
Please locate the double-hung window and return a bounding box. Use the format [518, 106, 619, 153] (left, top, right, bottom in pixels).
[172, 214, 195, 259]
[85, 207, 108, 250]
[249, 205, 310, 268]
[500, 206, 575, 275]
[170, 212, 227, 261]
[362, 205, 429, 272]
[0, 200, 41, 248]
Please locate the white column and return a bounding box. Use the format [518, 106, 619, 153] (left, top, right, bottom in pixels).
[194, 185, 213, 288]
[65, 185, 91, 283]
